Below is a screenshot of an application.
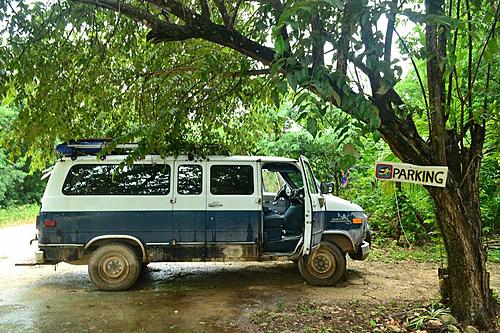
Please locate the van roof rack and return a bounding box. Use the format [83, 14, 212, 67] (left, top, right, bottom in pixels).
[56, 139, 138, 160]
[56, 140, 232, 160]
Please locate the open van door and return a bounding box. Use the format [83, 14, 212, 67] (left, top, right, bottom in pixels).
[299, 156, 325, 255]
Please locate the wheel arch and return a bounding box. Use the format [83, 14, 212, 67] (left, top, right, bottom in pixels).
[84, 235, 147, 261]
[321, 231, 355, 254]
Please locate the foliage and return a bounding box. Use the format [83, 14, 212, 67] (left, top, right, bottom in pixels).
[0, 1, 276, 168]
[368, 239, 446, 263]
[488, 249, 500, 264]
[0, 203, 39, 228]
[479, 153, 500, 235]
[256, 101, 362, 194]
[0, 105, 46, 207]
[407, 302, 450, 330]
[0, 0, 498, 325]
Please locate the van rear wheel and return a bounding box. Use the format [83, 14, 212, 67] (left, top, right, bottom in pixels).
[88, 243, 140, 291]
[298, 241, 346, 286]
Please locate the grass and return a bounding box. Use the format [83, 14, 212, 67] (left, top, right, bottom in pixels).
[0, 204, 39, 228]
[488, 248, 500, 263]
[368, 237, 500, 264]
[368, 239, 447, 263]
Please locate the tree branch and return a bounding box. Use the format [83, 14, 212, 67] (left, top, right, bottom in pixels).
[425, 0, 447, 164]
[228, 0, 244, 28]
[272, 0, 290, 55]
[74, 0, 434, 168]
[311, 10, 324, 71]
[199, 0, 210, 18]
[384, 0, 398, 63]
[337, 0, 356, 77]
[469, 4, 499, 99]
[394, 29, 430, 129]
[213, 0, 230, 27]
[446, 0, 460, 109]
[74, 0, 164, 29]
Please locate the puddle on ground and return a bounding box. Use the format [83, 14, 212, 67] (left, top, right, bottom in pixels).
[0, 262, 306, 333]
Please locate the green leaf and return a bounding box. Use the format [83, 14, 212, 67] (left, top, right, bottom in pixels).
[296, 110, 309, 123]
[331, 91, 342, 106]
[294, 91, 310, 107]
[287, 73, 298, 91]
[307, 117, 318, 137]
[271, 89, 280, 108]
[375, 79, 392, 95]
[275, 35, 286, 54]
[277, 79, 288, 95]
[321, 0, 343, 10]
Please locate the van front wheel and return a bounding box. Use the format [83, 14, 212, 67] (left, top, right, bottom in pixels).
[88, 243, 140, 291]
[298, 242, 346, 286]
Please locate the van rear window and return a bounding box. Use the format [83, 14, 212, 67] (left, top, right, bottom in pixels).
[62, 164, 170, 195]
[210, 165, 254, 195]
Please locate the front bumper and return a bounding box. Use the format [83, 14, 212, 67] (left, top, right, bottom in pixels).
[348, 240, 370, 261]
[360, 240, 370, 260]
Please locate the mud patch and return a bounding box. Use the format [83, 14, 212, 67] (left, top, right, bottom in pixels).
[1, 225, 499, 332]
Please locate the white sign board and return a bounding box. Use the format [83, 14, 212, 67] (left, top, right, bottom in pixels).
[375, 162, 448, 187]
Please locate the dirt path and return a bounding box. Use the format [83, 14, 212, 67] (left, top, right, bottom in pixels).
[0, 225, 498, 332]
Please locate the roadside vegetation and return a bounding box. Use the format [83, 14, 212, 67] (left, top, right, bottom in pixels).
[0, 204, 39, 229]
[0, 0, 498, 328]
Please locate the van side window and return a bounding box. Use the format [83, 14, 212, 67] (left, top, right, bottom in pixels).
[210, 165, 254, 195]
[177, 165, 202, 195]
[62, 164, 170, 195]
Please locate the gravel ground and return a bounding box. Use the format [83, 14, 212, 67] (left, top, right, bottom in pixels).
[0, 224, 497, 332]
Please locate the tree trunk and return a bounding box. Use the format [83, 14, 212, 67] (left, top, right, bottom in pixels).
[428, 179, 495, 328]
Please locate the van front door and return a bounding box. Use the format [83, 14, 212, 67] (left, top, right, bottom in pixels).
[299, 156, 325, 255]
[206, 161, 260, 254]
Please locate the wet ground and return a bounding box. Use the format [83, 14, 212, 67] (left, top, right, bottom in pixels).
[0, 225, 498, 332]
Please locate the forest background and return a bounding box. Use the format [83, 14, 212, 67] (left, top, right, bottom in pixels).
[0, 0, 499, 328]
[1, 72, 498, 259]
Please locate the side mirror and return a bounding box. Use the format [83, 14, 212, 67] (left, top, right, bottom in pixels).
[320, 182, 333, 194]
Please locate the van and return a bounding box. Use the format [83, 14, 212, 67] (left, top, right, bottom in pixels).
[26, 141, 370, 290]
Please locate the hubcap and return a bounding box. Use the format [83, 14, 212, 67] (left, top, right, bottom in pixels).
[308, 247, 336, 278]
[99, 253, 129, 283]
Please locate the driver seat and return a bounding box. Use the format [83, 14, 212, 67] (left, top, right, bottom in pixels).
[263, 207, 285, 241]
[263, 204, 304, 240]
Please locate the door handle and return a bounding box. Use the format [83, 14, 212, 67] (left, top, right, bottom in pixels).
[208, 201, 223, 207]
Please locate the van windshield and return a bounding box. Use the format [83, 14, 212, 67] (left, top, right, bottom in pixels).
[282, 171, 303, 189]
[262, 163, 303, 190]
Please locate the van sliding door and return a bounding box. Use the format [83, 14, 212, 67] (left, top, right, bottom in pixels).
[171, 161, 207, 244]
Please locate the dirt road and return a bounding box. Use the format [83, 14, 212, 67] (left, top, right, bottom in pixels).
[0, 225, 498, 332]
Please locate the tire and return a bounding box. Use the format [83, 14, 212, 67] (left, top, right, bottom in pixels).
[298, 241, 346, 286]
[140, 262, 150, 275]
[88, 243, 141, 291]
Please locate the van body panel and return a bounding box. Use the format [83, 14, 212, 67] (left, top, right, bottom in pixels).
[37, 210, 172, 245]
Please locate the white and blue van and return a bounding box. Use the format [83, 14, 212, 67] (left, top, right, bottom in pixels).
[30, 142, 370, 290]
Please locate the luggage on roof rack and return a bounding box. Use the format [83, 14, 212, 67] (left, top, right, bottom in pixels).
[56, 139, 138, 159]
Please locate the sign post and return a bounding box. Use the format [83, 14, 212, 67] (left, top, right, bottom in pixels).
[375, 162, 448, 188]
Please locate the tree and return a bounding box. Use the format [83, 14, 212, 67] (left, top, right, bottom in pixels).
[0, 0, 497, 327]
[0, 105, 45, 207]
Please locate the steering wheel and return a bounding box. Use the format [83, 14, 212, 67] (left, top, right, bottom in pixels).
[274, 183, 292, 201]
